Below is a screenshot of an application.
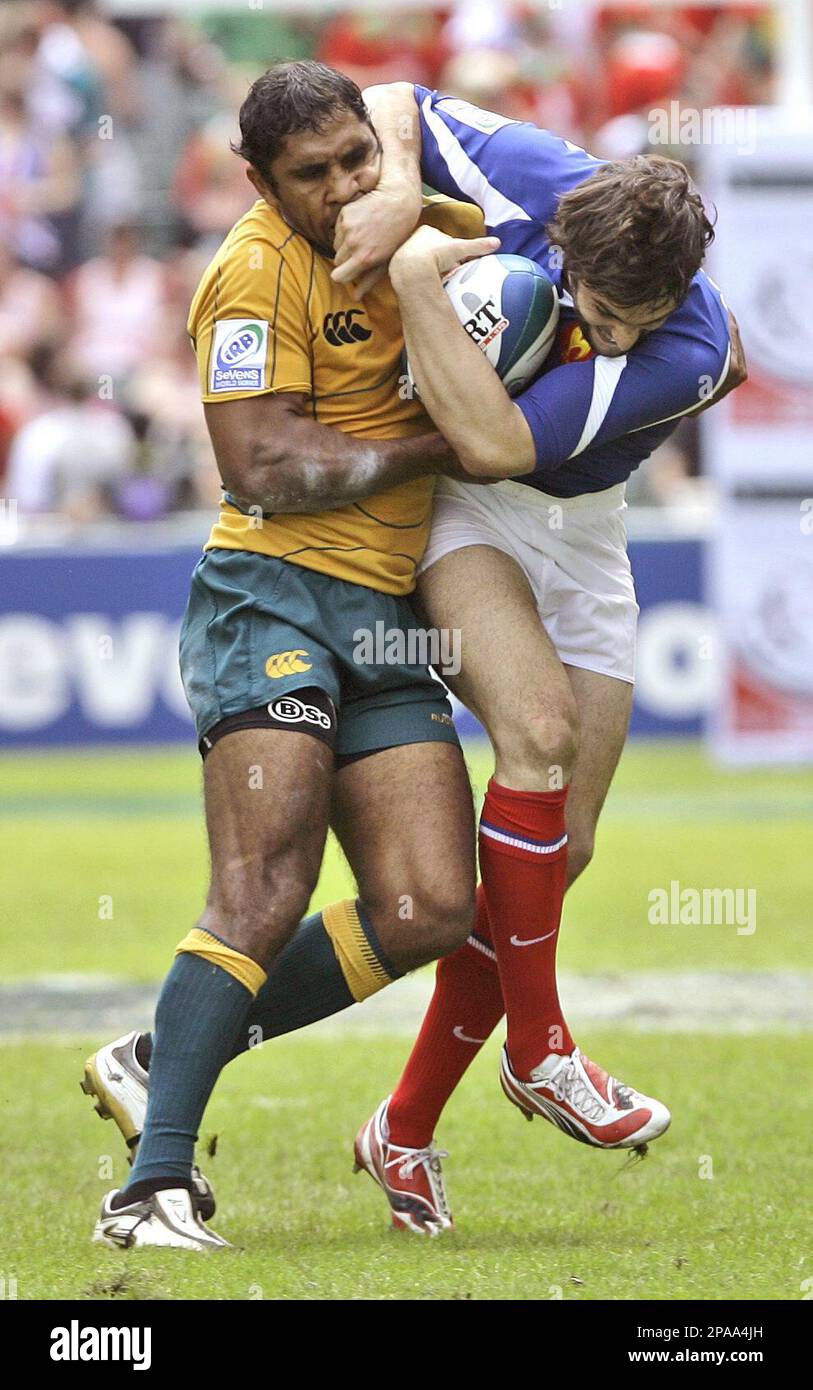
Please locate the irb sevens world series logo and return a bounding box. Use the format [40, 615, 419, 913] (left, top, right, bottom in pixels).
[210, 319, 269, 393]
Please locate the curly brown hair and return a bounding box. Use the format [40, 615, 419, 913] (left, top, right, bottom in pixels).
[547, 155, 716, 310]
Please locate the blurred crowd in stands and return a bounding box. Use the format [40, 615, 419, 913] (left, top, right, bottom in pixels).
[0, 0, 774, 526]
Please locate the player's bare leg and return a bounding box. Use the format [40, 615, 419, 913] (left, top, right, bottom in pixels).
[380, 544, 669, 1163]
[420, 545, 577, 1066]
[198, 728, 332, 962]
[330, 741, 476, 972]
[94, 725, 333, 1249]
[560, 663, 632, 885]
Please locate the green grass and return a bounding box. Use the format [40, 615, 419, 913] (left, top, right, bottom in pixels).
[0, 740, 810, 979]
[1, 1031, 810, 1301]
[1, 740, 810, 1301]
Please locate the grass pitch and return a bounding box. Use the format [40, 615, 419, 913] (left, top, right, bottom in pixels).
[1, 739, 811, 1300]
[2, 1031, 811, 1302]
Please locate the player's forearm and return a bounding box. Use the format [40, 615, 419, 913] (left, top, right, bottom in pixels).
[230, 418, 453, 514]
[391, 259, 536, 478]
[364, 83, 423, 209]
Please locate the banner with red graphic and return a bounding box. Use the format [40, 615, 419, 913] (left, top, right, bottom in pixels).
[702, 109, 813, 763]
[708, 500, 813, 763]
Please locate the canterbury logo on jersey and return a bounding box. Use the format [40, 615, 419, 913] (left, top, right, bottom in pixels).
[265, 650, 312, 678]
[323, 310, 371, 346]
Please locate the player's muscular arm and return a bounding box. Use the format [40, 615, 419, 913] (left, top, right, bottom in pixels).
[389, 227, 537, 479]
[332, 83, 423, 294]
[205, 391, 460, 514]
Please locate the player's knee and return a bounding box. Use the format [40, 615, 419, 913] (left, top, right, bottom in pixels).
[374, 881, 475, 972]
[533, 707, 580, 775]
[494, 703, 580, 786]
[426, 882, 476, 956]
[210, 855, 319, 962]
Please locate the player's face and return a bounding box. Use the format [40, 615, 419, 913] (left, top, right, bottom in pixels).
[252, 114, 382, 257]
[571, 280, 677, 356]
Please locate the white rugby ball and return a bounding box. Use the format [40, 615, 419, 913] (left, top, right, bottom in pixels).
[404, 252, 559, 398]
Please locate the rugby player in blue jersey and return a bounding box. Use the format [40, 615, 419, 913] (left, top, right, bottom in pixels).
[333, 84, 747, 1232]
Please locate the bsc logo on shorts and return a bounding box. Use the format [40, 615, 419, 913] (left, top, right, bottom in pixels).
[269, 697, 332, 731]
[266, 649, 312, 677]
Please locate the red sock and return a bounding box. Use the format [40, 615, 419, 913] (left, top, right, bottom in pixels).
[480, 777, 573, 1078]
[387, 885, 504, 1149]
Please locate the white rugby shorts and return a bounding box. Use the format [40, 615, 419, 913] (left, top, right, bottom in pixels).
[419, 478, 639, 684]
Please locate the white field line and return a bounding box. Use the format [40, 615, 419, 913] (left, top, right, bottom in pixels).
[1, 970, 811, 1038]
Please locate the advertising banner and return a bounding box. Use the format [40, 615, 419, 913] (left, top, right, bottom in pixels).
[0, 539, 711, 748]
[702, 108, 813, 762]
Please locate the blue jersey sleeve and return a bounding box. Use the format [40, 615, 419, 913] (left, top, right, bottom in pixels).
[414, 85, 600, 244]
[516, 276, 731, 472]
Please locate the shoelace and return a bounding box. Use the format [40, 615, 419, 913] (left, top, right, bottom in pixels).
[385, 1143, 449, 1179]
[547, 1056, 606, 1123]
[385, 1143, 451, 1217]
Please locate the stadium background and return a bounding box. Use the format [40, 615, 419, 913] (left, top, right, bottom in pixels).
[1, 0, 811, 1302]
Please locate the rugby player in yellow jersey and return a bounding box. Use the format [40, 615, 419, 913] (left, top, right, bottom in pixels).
[85, 61, 498, 1249]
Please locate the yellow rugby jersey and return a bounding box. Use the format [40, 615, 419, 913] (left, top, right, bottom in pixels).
[188, 196, 485, 595]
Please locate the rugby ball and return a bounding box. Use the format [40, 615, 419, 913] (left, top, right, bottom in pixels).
[404, 253, 558, 398]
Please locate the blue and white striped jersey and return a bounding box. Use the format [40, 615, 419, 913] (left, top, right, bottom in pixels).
[415, 86, 732, 497]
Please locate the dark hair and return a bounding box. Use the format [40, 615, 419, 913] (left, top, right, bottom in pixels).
[547, 155, 716, 310]
[232, 60, 370, 182]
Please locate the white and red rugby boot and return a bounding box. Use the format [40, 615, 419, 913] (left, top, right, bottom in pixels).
[353, 1098, 453, 1236]
[500, 1044, 670, 1150]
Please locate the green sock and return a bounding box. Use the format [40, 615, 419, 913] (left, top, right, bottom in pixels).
[137, 902, 400, 1074]
[124, 942, 263, 1195]
[229, 901, 400, 1057]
